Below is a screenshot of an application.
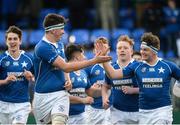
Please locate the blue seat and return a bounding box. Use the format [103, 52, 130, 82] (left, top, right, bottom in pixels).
[158, 50, 164, 58]
[90, 29, 110, 43]
[21, 30, 29, 48]
[118, 8, 136, 30]
[61, 31, 69, 45]
[84, 50, 94, 59]
[134, 41, 141, 51]
[166, 50, 175, 59]
[132, 28, 145, 40]
[109, 51, 117, 63]
[29, 30, 44, 46]
[0, 31, 5, 48]
[69, 29, 89, 45]
[132, 28, 145, 49]
[58, 8, 69, 18]
[111, 29, 131, 50]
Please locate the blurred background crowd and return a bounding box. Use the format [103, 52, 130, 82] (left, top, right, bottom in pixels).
[0, 0, 180, 60]
[0, 0, 180, 122]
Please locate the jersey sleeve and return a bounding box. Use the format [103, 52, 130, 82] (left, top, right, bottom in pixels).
[122, 62, 140, 78]
[36, 43, 58, 64]
[168, 61, 180, 80]
[58, 42, 66, 59]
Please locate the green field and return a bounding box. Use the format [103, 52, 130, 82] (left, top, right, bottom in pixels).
[27, 111, 180, 124]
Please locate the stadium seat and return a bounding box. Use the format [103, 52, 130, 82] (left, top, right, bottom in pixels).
[58, 8, 69, 18]
[109, 51, 117, 63]
[132, 28, 145, 40]
[69, 29, 90, 45]
[166, 50, 176, 59]
[0, 31, 5, 48]
[84, 50, 94, 59]
[132, 28, 145, 51]
[90, 29, 110, 43]
[29, 30, 44, 46]
[118, 8, 136, 30]
[158, 50, 165, 58]
[61, 31, 69, 45]
[21, 30, 29, 48]
[111, 29, 131, 50]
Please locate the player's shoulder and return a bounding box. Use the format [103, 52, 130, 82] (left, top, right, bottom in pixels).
[0, 51, 7, 57]
[0, 51, 9, 60]
[159, 58, 178, 67]
[21, 50, 33, 58]
[35, 39, 51, 50]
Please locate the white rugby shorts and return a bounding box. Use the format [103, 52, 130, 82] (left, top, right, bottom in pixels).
[33, 90, 70, 124]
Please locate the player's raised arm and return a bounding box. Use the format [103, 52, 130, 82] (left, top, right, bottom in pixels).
[53, 54, 112, 73]
[95, 40, 123, 79]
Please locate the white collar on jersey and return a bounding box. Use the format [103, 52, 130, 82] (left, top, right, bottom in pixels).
[5, 50, 25, 61]
[142, 58, 161, 66]
[42, 36, 58, 48]
[117, 59, 135, 68]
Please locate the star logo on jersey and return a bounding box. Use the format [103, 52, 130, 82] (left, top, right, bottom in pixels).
[158, 67, 165, 74]
[71, 77, 75, 83]
[83, 78, 87, 83]
[21, 61, 28, 68]
[95, 70, 100, 75]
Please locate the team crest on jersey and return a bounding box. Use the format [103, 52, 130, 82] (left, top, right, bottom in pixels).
[58, 105, 65, 112]
[5, 61, 10, 66]
[141, 67, 146, 72]
[77, 77, 82, 82]
[15, 115, 22, 121]
[95, 70, 100, 75]
[13, 61, 19, 66]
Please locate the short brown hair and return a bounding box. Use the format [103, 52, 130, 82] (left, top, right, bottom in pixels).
[65, 44, 83, 61]
[5, 25, 22, 40]
[141, 32, 160, 50]
[117, 35, 134, 47]
[43, 13, 67, 29]
[132, 51, 141, 57]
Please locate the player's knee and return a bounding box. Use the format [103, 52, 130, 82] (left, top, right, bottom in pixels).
[51, 114, 68, 125]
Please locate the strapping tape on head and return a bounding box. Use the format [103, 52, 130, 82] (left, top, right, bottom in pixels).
[45, 23, 65, 31]
[141, 41, 158, 54]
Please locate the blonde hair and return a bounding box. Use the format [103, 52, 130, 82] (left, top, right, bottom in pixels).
[94, 37, 109, 44]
